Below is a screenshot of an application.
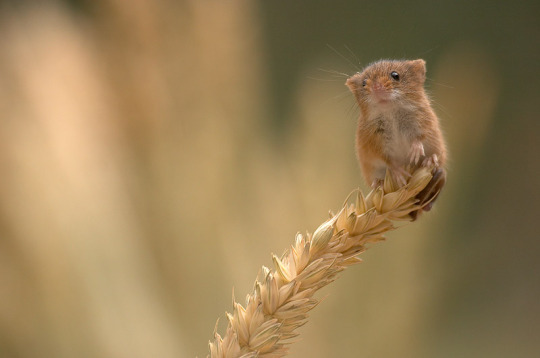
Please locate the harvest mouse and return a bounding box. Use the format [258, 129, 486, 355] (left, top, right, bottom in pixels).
[346, 59, 447, 219]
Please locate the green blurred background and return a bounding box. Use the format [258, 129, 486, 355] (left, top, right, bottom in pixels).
[0, 0, 538, 357]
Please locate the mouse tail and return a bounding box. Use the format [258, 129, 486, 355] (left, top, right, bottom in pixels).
[409, 167, 446, 221]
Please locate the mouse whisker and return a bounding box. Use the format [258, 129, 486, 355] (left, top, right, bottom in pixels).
[326, 44, 362, 72]
[316, 68, 351, 78]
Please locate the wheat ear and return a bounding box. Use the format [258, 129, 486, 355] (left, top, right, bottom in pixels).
[208, 167, 434, 358]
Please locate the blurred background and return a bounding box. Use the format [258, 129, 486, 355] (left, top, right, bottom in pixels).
[0, 0, 538, 357]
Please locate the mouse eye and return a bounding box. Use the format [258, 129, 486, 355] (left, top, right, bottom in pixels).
[390, 71, 400, 81]
[362, 78, 367, 87]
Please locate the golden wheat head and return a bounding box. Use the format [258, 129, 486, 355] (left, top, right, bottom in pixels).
[208, 167, 434, 358]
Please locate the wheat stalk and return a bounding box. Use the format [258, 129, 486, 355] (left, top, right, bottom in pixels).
[208, 167, 434, 358]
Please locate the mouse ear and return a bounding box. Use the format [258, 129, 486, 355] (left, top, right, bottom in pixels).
[409, 59, 426, 81]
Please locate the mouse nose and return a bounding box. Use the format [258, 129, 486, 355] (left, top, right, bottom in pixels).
[371, 81, 384, 92]
[369, 80, 391, 103]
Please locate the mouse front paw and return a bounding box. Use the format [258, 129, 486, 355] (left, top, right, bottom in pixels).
[422, 154, 439, 167]
[409, 141, 425, 165]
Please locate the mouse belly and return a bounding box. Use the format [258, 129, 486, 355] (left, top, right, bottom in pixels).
[386, 135, 413, 167]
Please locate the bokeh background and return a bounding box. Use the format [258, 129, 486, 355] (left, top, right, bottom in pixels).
[0, 0, 539, 357]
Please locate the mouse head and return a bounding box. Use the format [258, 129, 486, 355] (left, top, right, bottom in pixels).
[346, 59, 426, 108]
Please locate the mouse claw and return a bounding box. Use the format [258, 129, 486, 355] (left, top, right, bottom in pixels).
[390, 166, 411, 187]
[409, 141, 425, 165]
[422, 154, 439, 168]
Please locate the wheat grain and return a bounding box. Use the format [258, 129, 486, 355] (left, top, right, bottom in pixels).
[208, 167, 434, 358]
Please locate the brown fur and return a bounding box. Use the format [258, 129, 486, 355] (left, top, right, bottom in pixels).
[346, 59, 447, 219]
